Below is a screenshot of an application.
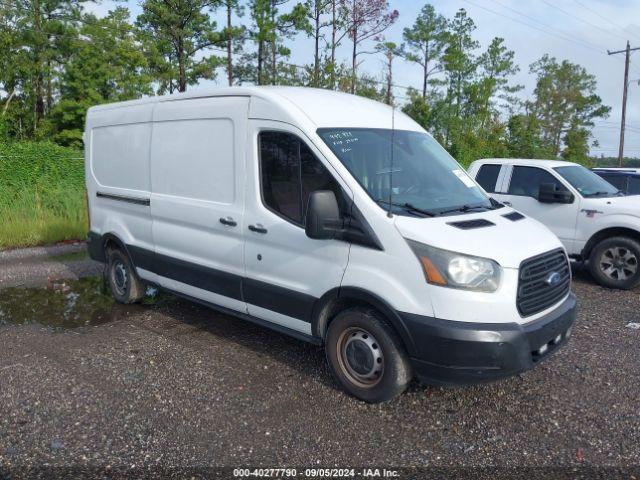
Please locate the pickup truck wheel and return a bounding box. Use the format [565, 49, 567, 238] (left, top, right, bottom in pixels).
[106, 248, 145, 303]
[589, 237, 640, 290]
[325, 307, 412, 403]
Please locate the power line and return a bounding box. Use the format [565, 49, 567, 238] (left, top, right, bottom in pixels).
[571, 0, 640, 44]
[489, 0, 570, 32]
[493, 0, 626, 48]
[464, 0, 608, 55]
[591, 148, 640, 152]
[596, 126, 640, 133]
[594, 120, 640, 128]
[595, 123, 640, 128]
[538, 0, 630, 44]
[540, 1, 639, 71]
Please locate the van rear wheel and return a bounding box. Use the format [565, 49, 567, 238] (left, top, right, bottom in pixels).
[589, 236, 640, 290]
[325, 308, 412, 403]
[106, 248, 145, 303]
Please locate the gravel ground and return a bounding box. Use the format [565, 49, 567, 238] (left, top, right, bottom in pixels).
[0, 243, 102, 289]
[0, 248, 639, 479]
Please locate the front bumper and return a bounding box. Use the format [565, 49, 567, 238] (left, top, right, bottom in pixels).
[401, 293, 577, 386]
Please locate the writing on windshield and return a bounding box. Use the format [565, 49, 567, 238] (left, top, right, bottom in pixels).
[317, 128, 492, 217]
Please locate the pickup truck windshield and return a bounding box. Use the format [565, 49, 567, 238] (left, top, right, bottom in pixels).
[317, 128, 493, 216]
[555, 165, 621, 197]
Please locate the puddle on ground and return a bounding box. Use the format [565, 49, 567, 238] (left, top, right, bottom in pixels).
[0, 277, 119, 330]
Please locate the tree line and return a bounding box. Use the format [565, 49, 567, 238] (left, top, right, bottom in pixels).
[0, 0, 613, 164]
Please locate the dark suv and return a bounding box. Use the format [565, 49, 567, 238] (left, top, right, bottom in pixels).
[592, 168, 640, 195]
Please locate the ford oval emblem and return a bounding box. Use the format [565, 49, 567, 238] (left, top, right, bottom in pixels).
[546, 272, 562, 286]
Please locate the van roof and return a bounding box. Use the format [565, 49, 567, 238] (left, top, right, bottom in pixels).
[86, 86, 423, 132]
[474, 158, 578, 168]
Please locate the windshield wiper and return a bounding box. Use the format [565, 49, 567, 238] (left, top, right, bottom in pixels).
[489, 197, 505, 209]
[376, 199, 437, 217]
[436, 204, 492, 216]
[584, 191, 614, 197]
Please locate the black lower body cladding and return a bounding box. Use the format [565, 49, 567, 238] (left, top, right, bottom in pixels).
[403, 293, 577, 386]
[85, 230, 316, 322]
[87, 231, 106, 262]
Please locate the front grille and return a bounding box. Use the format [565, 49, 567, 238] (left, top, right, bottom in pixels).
[517, 249, 570, 317]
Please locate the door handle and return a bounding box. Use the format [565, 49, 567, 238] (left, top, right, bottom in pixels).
[248, 224, 268, 234]
[219, 217, 237, 227]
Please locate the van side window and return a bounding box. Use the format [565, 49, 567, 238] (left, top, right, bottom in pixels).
[508, 166, 567, 199]
[260, 131, 342, 226]
[475, 164, 501, 193]
[628, 177, 640, 195]
[260, 131, 302, 223]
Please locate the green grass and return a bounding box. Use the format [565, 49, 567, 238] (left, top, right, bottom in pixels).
[0, 141, 87, 249]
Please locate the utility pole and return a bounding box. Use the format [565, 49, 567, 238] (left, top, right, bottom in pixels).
[608, 41, 640, 166]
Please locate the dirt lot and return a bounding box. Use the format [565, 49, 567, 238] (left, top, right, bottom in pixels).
[0, 246, 639, 479]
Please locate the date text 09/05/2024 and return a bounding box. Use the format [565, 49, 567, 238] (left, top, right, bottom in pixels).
[232, 468, 400, 478]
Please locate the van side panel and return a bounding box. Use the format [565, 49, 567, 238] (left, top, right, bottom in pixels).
[92, 123, 151, 192]
[86, 104, 154, 256]
[148, 96, 249, 314]
[151, 119, 235, 203]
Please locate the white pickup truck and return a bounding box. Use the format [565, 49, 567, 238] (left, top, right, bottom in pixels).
[469, 159, 640, 290]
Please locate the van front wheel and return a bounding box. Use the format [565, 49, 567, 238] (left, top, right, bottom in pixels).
[106, 248, 145, 303]
[589, 236, 640, 290]
[325, 308, 412, 403]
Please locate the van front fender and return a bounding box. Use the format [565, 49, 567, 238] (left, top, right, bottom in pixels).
[311, 286, 419, 358]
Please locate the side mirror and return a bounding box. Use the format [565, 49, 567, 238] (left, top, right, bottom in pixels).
[305, 190, 341, 240]
[538, 183, 574, 204]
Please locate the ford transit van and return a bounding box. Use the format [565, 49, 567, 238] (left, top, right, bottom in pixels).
[85, 87, 576, 402]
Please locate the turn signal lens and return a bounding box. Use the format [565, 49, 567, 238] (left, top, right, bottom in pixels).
[419, 256, 447, 285]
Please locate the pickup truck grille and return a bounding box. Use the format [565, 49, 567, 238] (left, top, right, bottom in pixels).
[517, 249, 571, 317]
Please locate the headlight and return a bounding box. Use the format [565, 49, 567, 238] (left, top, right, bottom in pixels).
[406, 239, 501, 292]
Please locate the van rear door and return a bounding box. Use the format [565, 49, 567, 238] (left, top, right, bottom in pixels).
[148, 96, 249, 313]
[243, 121, 352, 335]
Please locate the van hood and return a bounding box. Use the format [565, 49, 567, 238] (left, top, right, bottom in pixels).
[394, 208, 563, 269]
[584, 194, 640, 218]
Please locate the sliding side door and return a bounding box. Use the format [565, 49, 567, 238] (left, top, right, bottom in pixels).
[148, 97, 249, 313]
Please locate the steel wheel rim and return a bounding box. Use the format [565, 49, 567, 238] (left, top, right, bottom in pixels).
[336, 327, 384, 388]
[111, 260, 128, 296]
[600, 247, 638, 281]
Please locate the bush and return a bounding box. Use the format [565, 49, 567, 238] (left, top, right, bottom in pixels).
[0, 141, 87, 249]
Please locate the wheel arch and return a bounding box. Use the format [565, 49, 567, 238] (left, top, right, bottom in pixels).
[311, 287, 417, 357]
[582, 227, 640, 259]
[97, 232, 137, 267]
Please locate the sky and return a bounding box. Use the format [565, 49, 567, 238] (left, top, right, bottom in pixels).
[88, 0, 640, 158]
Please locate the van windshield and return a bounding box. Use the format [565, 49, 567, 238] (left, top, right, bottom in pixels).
[317, 128, 494, 217]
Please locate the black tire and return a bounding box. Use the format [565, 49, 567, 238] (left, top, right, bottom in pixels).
[325, 307, 412, 403]
[588, 236, 640, 290]
[105, 248, 145, 303]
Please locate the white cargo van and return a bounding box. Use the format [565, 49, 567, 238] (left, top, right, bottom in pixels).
[469, 159, 640, 290]
[85, 87, 576, 402]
